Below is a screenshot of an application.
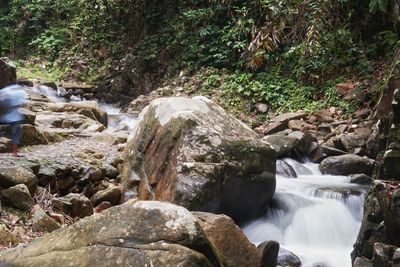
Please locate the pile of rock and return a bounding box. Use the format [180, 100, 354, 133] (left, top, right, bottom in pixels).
[255, 108, 377, 180]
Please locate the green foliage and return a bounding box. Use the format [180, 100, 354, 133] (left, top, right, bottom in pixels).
[194, 68, 357, 116]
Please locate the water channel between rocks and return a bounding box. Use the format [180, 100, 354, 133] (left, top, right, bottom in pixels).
[243, 158, 367, 267]
[34, 84, 366, 267]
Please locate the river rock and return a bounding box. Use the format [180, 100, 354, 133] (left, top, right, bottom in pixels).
[0, 166, 38, 194]
[122, 97, 276, 223]
[372, 243, 396, 267]
[263, 135, 299, 157]
[193, 212, 260, 267]
[52, 193, 93, 218]
[276, 160, 297, 178]
[340, 133, 366, 153]
[350, 174, 371, 185]
[0, 58, 16, 89]
[0, 201, 224, 267]
[0, 184, 34, 211]
[46, 101, 108, 127]
[319, 155, 375, 176]
[277, 247, 301, 267]
[257, 240, 280, 267]
[89, 186, 121, 206]
[353, 257, 373, 267]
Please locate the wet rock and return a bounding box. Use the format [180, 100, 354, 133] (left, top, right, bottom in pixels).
[383, 150, 400, 180]
[312, 262, 329, 267]
[53, 193, 93, 218]
[289, 131, 317, 154]
[283, 158, 313, 176]
[0, 184, 34, 211]
[31, 205, 61, 233]
[193, 212, 260, 267]
[122, 97, 276, 223]
[319, 155, 375, 176]
[373, 242, 398, 267]
[89, 187, 121, 206]
[0, 201, 224, 267]
[350, 174, 372, 185]
[257, 240, 280, 267]
[276, 160, 297, 178]
[277, 247, 301, 267]
[321, 145, 347, 157]
[0, 166, 38, 194]
[263, 135, 299, 157]
[353, 257, 372, 267]
[0, 58, 16, 89]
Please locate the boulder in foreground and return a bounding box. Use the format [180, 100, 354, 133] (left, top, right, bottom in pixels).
[0, 201, 224, 267]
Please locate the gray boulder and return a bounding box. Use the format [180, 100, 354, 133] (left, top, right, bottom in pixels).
[122, 97, 276, 223]
[52, 193, 93, 219]
[319, 155, 375, 176]
[0, 201, 224, 267]
[277, 247, 301, 267]
[263, 135, 299, 157]
[0, 184, 34, 211]
[0, 166, 38, 194]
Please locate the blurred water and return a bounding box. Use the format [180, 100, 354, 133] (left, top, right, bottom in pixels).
[243, 158, 366, 267]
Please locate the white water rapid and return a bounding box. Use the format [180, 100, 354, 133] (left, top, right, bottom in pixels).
[243, 159, 366, 267]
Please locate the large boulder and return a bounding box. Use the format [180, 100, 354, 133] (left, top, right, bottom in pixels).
[0, 58, 16, 89]
[193, 212, 260, 267]
[319, 155, 375, 176]
[122, 97, 276, 223]
[0, 201, 224, 267]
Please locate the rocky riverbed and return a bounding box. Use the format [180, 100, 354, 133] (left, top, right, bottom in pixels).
[1, 57, 400, 267]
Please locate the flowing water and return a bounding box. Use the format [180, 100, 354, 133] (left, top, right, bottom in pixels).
[243, 159, 366, 267]
[32, 85, 137, 130]
[33, 85, 365, 266]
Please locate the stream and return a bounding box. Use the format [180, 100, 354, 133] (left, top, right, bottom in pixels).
[243, 158, 366, 267]
[33, 84, 366, 266]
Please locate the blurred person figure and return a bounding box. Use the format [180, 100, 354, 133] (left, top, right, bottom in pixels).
[0, 84, 27, 157]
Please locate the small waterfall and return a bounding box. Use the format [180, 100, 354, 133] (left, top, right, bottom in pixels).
[243, 158, 366, 267]
[32, 85, 137, 130]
